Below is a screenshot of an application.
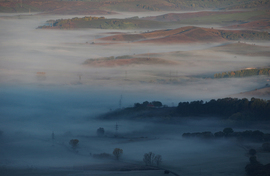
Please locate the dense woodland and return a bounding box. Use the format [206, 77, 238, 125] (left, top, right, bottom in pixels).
[177, 97, 270, 120]
[214, 68, 270, 78]
[101, 98, 270, 121]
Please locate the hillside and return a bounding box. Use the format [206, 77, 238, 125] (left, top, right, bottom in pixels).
[0, 0, 112, 14]
[231, 86, 270, 100]
[83, 55, 178, 67]
[143, 10, 256, 22]
[1, 0, 269, 14]
[99, 97, 270, 121]
[142, 10, 269, 29]
[37, 16, 166, 30]
[228, 19, 270, 31]
[212, 43, 270, 56]
[100, 26, 270, 44]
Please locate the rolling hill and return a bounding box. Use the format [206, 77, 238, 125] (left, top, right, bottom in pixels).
[1, 0, 269, 14]
[100, 26, 270, 44]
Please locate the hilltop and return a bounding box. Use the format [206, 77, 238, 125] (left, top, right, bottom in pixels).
[100, 26, 270, 44]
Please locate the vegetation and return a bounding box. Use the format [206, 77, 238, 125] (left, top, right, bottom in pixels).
[96, 127, 105, 136]
[100, 97, 270, 121]
[1, 0, 270, 13]
[37, 16, 165, 29]
[214, 68, 270, 78]
[182, 128, 270, 142]
[245, 156, 270, 176]
[69, 139, 79, 149]
[113, 148, 123, 160]
[177, 97, 270, 121]
[134, 101, 163, 108]
[143, 152, 162, 166]
[92, 152, 112, 159]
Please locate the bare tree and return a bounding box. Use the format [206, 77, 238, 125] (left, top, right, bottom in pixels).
[113, 148, 123, 160]
[154, 155, 162, 166]
[143, 152, 155, 165]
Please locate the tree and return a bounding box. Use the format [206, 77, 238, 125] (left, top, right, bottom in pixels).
[113, 148, 123, 160]
[143, 152, 155, 166]
[154, 155, 162, 166]
[97, 127, 105, 136]
[152, 101, 162, 107]
[69, 139, 79, 149]
[223, 127, 234, 135]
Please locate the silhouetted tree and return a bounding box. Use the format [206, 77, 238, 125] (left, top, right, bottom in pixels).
[154, 154, 162, 166]
[143, 152, 155, 165]
[69, 139, 79, 149]
[97, 127, 105, 136]
[152, 101, 162, 107]
[113, 148, 123, 160]
[223, 127, 234, 136]
[245, 156, 264, 176]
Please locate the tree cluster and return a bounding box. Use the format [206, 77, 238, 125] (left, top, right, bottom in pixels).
[143, 152, 162, 166]
[182, 127, 270, 142]
[134, 101, 163, 109]
[113, 148, 123, 160]
[136, 4, 159, 11]
[96, 127, 105, 137]
[214, 68, 270, 78]
[177, 97, 270, 121]
[245, 154, 270, 176]
[69, 139, 79, 149]
[219, 30, 270, 40]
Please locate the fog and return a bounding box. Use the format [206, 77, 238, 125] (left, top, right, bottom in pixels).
[0, 12, 270, 176]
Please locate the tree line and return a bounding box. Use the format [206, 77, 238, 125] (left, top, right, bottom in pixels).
[214, 68, 270, 78]
[177, 97, 270, 121]
[182, 127, 270, 143]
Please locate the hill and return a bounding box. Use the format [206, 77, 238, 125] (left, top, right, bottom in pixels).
[0, 0, 112, 14]
[83, 55, 178, 67]
[37, 16, 166, 30]
[100, 26, 270, 44]
[142, 10, 270, 29]
[211, 43, 270, 56]
[1, 0, 269, 14]
[99, 97, 270, 121]
[228, 19, 270, 31]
